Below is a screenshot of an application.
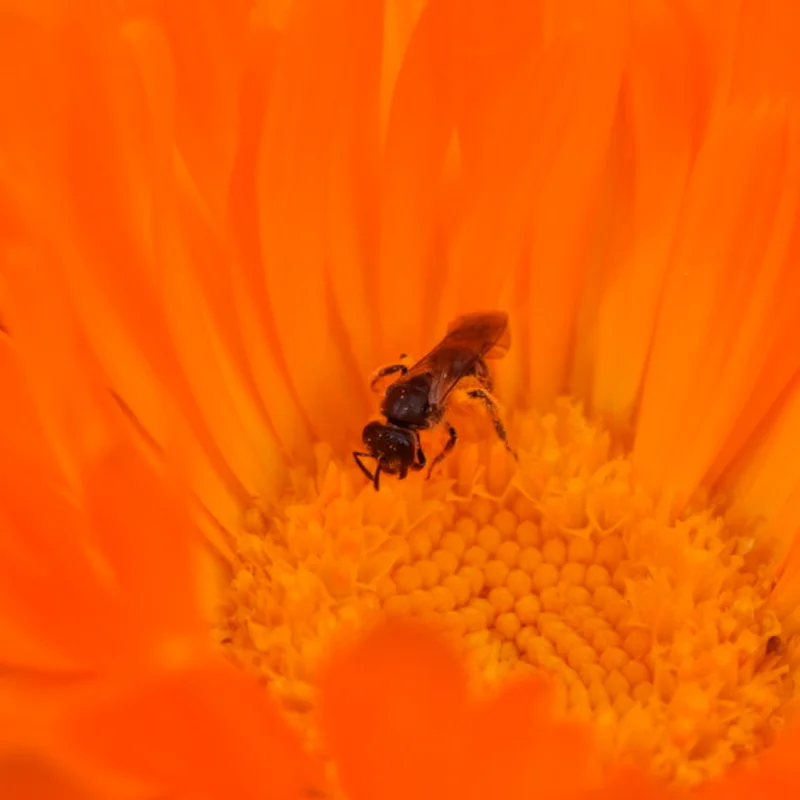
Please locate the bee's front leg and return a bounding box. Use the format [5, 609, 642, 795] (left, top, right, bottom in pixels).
[410, 430, 427, 472]
[369, 353, 415, 391]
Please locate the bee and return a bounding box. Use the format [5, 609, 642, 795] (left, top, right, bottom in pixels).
[353, 310, 516, 490]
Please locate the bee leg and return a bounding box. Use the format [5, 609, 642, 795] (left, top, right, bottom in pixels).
[466, 389, 517, 459]
[472, 358, 493, 392]
[369, 363, 407, 391]
[369, 354, 414, 391]
[426, 423, 458, 479]
[410, 431, 426, 472]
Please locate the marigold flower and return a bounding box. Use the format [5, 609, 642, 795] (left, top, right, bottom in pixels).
[3, 0, 800, 798]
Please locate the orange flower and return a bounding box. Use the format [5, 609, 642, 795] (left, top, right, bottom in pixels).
[3, 0, 800, 797]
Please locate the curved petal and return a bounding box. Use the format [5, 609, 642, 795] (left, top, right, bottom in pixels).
[318, 621, 470, 800]
[589, 0, 705, 426]
[0, 0, 253, 543]
[377, 0, 460, 359]
[257, 0, 385, 448]
[448, 0, 626, 408]
[318, 620, 608, 800]
[140, 0, 251, 222]
[633, 0, 800, 509]
[633, 102, 800, 511]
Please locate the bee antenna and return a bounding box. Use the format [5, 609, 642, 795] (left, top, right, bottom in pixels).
[353, 451, 376, 484]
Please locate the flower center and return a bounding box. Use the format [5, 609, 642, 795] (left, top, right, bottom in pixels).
[216, 400, 798, 789]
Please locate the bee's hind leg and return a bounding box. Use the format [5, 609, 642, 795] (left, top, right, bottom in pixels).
[465, 388, 517, 460]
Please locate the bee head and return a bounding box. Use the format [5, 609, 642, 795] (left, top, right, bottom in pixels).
[361, 421, 417, 476]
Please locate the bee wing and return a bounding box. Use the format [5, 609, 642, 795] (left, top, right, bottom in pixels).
[407, 311, 511, 406]
[443, 310, 510, 360]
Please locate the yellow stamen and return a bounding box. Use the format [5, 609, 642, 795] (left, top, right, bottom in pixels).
[216, 400, 798, 789]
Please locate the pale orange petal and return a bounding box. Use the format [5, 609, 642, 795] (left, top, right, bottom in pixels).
[589, 0, 704, 425]
[377, 0, 461, 359]
[0, 242, 112, 489]
[143, 0, 251, 221]
[225, 17, 316, 464]
[0, 1, 267, 541]
[0, 456, 118, 671]
[82, 445, 208, 666]
[633, 102, 800, 510]
[257, 0, 384, 447]
[449, 0, 626, 408]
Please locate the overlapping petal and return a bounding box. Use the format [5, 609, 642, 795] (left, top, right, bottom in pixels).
[0, 181, 314, 798]
[318, 620, 601, 800]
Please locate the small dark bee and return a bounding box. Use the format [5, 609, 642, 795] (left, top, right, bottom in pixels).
[353, 311, 516, 490]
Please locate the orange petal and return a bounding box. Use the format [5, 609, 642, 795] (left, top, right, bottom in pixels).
[377, 0, 460, 359]
[0, 308, 120, 672]
[164, 164, 287, 505]
[317, 620, 470, 800]
[0, 0, 176, 396]
[127, 9, 286, 503]
[633, 101, 800, 510]
[0, 448, 120, 671]
[449, 0, 626, 408]
[728, 0, 800, 105]
[462, 678, 594, 800]
[324, 3, 384, 383]
[633, 0, 800, 508]
[0, 0, 171, 469]
[82, 442, 209, 667]
[723, 378, 800, 532]
[1, 0, 251, 542]
[0, 339, 61, 491]
[599, 767, 670, 800]
[705, 302, 800, 493]
[225, 19, 317, 462]
[143, 0, 251, 221]
[318, 619, 604, 800]
[59, 663, 318, 800]
[257, 0, 384, 447]
[0, 241, 112, 490]
[522, 1, 627, 410]
[0, 751, 98, 800]
[589, 0, 704, 426]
